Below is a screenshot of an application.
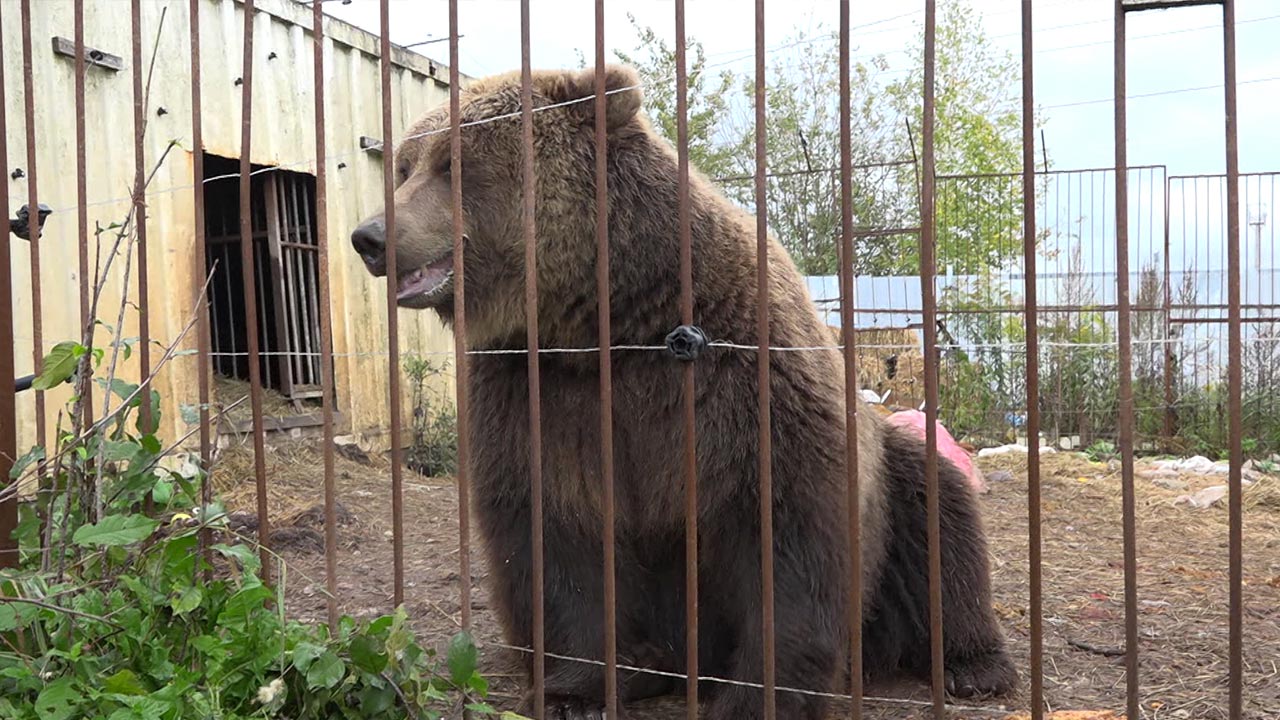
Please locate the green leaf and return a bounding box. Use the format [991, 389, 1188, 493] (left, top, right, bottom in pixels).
[291, 641, 324, 674]
[139, 434, 162, 454]
[72, 514, 160, 547]
[103, 669, 147, 696]
[32, 341, 81, 390]
[152, 478, 173, 506]
[97, 377, 142, 407]
[305, 651, 345, 690]
[447, 631, 478, 686]
[357, 684, 396, 715]
[104, 440, 140, 462]
[211, 543, 261, 575]
[349, 634, 388, 674]
[9, 445, 44, 479]
[35, 677, 82, 720]
[137, 390, 162, 434]
[170, 587, 202, 615]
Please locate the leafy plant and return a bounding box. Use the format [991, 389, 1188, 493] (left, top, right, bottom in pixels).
[403, 354, 459, 478]
[1, 342, 518, 720]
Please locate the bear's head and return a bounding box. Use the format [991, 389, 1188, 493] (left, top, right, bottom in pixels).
[349, 64, 645, 344]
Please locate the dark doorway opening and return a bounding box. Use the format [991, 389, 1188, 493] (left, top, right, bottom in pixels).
[203, 153, 331, 408]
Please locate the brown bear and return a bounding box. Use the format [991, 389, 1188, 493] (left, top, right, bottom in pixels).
[350, 64, 1016, 720]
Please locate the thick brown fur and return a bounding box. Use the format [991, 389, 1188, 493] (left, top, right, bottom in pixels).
[350, 64, 1016, 720]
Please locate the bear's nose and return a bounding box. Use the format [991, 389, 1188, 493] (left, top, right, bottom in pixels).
[351, 218, 386, 275]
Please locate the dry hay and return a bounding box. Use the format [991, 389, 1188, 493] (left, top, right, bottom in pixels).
[206, 432, 1280, 718]
[213, 374, 312, 424]
[826, 325, 925, 408]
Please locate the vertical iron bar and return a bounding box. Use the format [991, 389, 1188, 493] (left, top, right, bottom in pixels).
[837, 2, 862, 718]
[674, 2, 700, 716]
[21, 0, 46, 473]
[238, 0, 271, 583]
[593, 2, 619, 717]
[311, 0, 339, 630]
[920, 1, 945, 716]
[0, 0, 17, 570]
[75, 0, 93, 432]
[753, 1, 775, 718]
[1163, 174, 1174, 447]
[132, 0, 152, 437]
[448, 0, 472, 634]
[1221, 2, 1243, 718]
[190, 0, 211, 565]
[378, 0, 405, 608]
[1020, 3, 1043, 719]
[519, 1, 546, 716]
[1113, 5, 1140, 720]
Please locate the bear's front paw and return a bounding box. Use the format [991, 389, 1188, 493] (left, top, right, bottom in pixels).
[520, 693, 615, 720]
[944, 649, 1018, 698]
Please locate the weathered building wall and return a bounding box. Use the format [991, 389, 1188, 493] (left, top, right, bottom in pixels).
[3, 0, 463, 454]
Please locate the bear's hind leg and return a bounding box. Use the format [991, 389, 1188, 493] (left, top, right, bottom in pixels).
[700, 507, 844, 720]
[873, 425, 1017, 698]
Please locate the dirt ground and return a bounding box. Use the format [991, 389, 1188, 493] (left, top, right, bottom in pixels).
[211, 436, 1280, 720]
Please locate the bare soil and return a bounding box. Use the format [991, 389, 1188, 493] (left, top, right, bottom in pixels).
[213, 438, 1280, 719]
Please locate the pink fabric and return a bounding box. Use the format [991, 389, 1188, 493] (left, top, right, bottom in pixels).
[886, 410, 987, 494]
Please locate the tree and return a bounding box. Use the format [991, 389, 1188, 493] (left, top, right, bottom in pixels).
[611, 0, 1048, 277]
[884, 0, 1049, 275]
[602, 13, 740, 181]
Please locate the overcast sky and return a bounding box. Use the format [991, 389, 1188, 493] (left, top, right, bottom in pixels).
[320, 0, 1280, 177]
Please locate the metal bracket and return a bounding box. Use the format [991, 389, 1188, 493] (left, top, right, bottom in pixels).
[51, 37, 124, 72]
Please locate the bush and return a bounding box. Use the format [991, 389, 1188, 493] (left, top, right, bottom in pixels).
[1, 339, 518, 720]
[404, 354, 459, 478]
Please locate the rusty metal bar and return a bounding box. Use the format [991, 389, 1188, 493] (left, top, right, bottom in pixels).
[311, 0, 339, 631]
[1221, 1, 1243, 717]
[447, 0, 472, 634]
[378, 0, 405, 608]
[520, 0, 546, 715]
[0, 0, 17, 569]
[1163, 173, 1175, 445]
[838, 2, 863, 718]
[131, 0, 152, 436]
[593, 1, 619, 716]
[238, 0, 271, 583]
[21, 0, 46, 473]
[1112, 4, 1141, 719]
[75, 0, 93, 430]
[189, 0, 213, 571]
[920, 2, 945, 717]
[1020, 2, 1043, 718]
[674, 2, 699, 716]
[753, 1, 775, 717]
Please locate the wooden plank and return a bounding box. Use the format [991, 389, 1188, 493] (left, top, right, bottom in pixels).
[264, 175, 294, 396]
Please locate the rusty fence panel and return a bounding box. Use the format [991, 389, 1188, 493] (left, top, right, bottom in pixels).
[593, 1, 620, 718]
[0, 0, 15, 569]
[1020, 2, 1044, 720]
[236, 0, 271, 584]
[20, 0, 47, 526]
[674, 2, 700, 718]
[837, 2, 863, 719]
[0, 2, 1267, 719]
[518, 1, 548, 716]
[312, 0, 339, 632]
[378, 0, 406, 608]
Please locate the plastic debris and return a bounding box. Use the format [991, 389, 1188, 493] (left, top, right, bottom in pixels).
[886, 409, 987, 494]
[1174, 485, 1228, 508]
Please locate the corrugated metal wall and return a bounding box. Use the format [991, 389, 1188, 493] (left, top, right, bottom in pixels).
[3, 0, 462, 452]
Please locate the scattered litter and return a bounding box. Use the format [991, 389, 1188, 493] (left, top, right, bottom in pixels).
[1150, 477, 1188, 491]
[1149, 455, 1228, 475]
[986, 469, 1015, 484]
[977, 443, 1057, 458]
[886, 409, 987, 493]
[1175, 485, 1228, 508]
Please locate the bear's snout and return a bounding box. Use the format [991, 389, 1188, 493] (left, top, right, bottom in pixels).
[351, 217, 387, 276]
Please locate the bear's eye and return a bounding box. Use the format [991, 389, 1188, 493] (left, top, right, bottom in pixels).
[396, 161, 411, 184]
[435, 156, 452, 177]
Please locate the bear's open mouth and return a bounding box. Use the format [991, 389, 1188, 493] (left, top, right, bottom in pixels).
[396, 252, 454, 303]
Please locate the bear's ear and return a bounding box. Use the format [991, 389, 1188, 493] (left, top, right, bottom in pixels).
[548, 64, 643, 131]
